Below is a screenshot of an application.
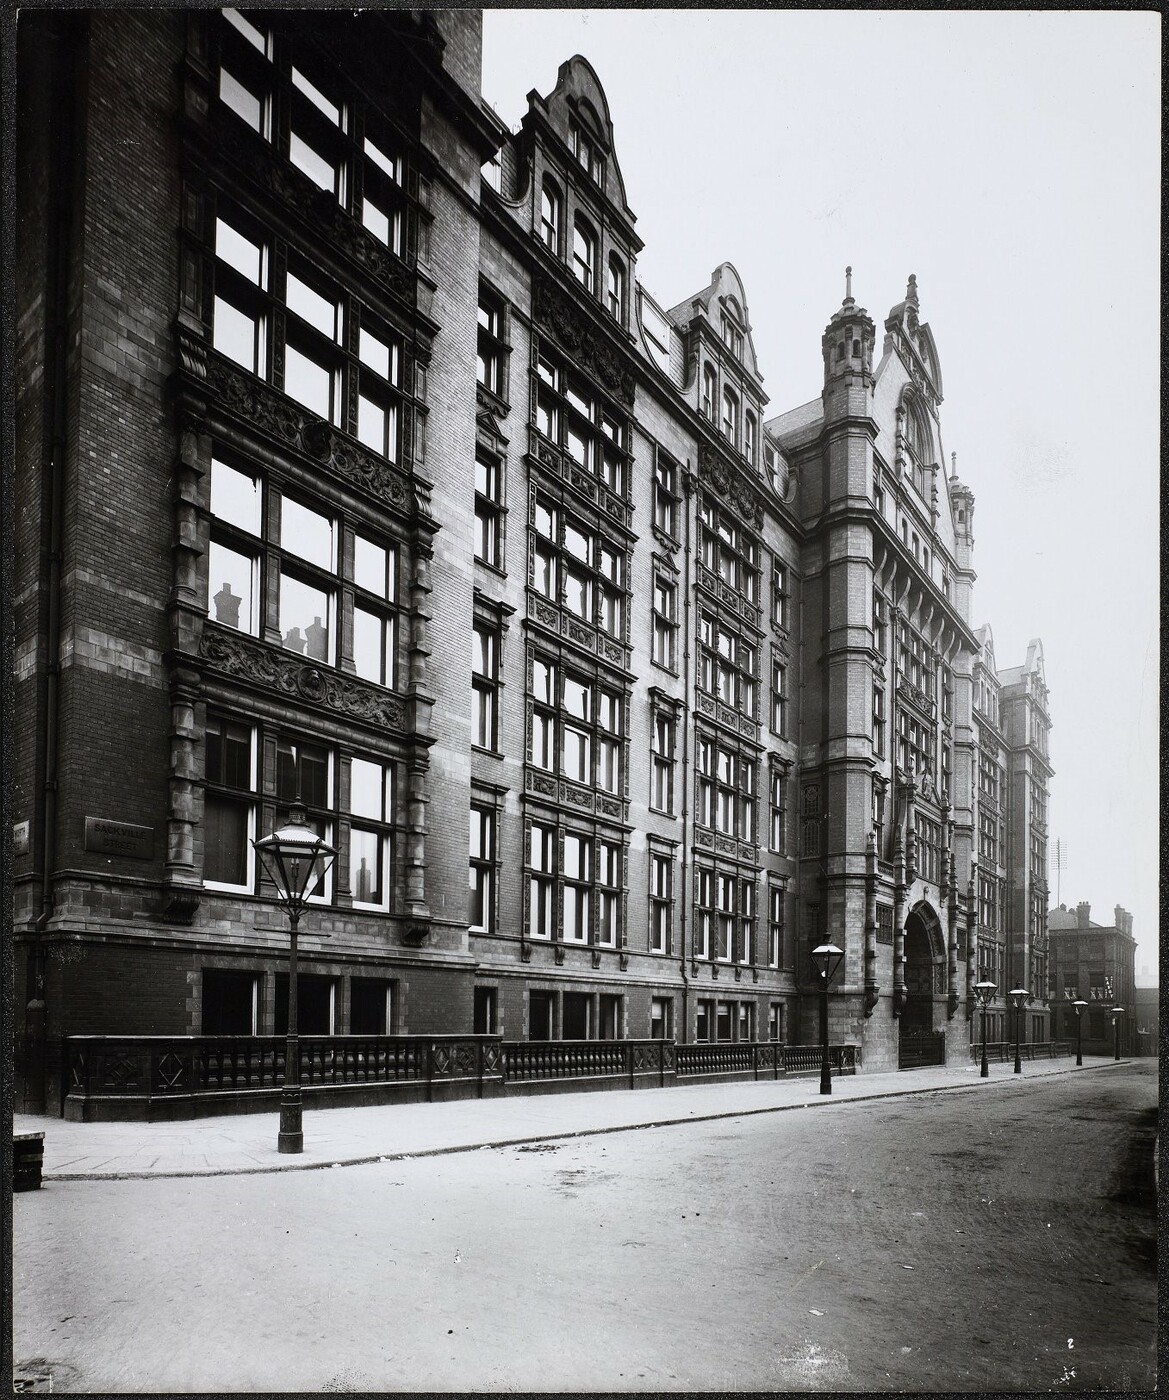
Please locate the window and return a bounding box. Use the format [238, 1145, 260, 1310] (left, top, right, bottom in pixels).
[651, 574, 677, 670]
[650, 852, 672, 954]
[721, 311, 743, 359]
[469, 804, 497, 933]
[738, 1002, 754, 1042]
[274, 736, 333, 901]
[915, 813, 943, 885]
[529, 654, 623, 794]
[597, 840, 621, 947]
[897, 710, 934, 780]
[702, 364, 718, 420]
[471, 623, 499, 751]
[477, 288, 507, 399]
[213, 213, 268, 376]
[897, 620, 935, 697]
[348, 756, 392, 909]
[771, 559, 790, 631]
[698, 500, 758, 603]
[278, 496, 336, 664]
[696, 999, 715, 1042]
[696, 866, 754, 965]
[540, 179, 561, 252]
[653, 452, 679, 539]
[768, 1002, 784, 1043]
[650, 996, 672, 1040]
[739, 882, 755, 965]
[721, 387, 739, 447]
[698, 612, 757, 718]
[211, 210, 407, 461]
[650, 706, 675, 813]
[872, 684, 885, 757]
[572, 216, 597, 293]
[352, 532, 397, 688]
[716, 1002, 734, 1042]
[203, 716, 255, 890]
[607, 257, 626, 322]
[528, 823, 555, 941]
[873, 590, 887, 656]
[361, 127, 405, 257]
[529, 989, 555, 1040]
[473, 986, 496, 1034]
[474, 452, 502, 568]
[768, 884, 785, 968]
[201, 969, 258, 1035]
[770, 658, 787, 737]
[536, 352, 629, 497]
[744, 411, 757, 467]
[531, 496, 626, 635]
[695, 736, 755, 842]
[978, 811, 1000, 865]
[570, 118, 605, 183]
[562, 833, 591, 943]
[769, 768, 787, 854]
[289, 64, 347, 203]
[219, 13, 273, 137]
[979, 876, 999, 931]
[208, 458, 261, 636]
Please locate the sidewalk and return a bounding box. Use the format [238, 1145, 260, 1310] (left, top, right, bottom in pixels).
[13, 1055, 1125, 1182]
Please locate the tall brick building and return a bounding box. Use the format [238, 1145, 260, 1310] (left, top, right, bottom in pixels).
[1048, 903, 1135, 1055]
[13, 9, 1053, 1112]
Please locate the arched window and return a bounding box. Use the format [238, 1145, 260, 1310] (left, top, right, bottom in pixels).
[905, 398, 931, 497]
[540, 179, 561, 253]
[744, 410, 757, 466]
[702, 364, 718, 421]
[607, 256, 625, 322]
[722, 387, 739, 447]
[572, 215, 596, 293]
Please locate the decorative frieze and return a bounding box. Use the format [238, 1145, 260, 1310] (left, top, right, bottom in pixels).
[532, 277, 636, 406]
[697, 442, 764, 530]
[199, 626, 406, 731]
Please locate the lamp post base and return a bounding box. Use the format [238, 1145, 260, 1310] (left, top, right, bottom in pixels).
[278, 1091, 304, 1155]
[819, 1065, 832, 1096]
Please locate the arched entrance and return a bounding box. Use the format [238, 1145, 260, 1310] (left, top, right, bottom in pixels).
[900, 901, 947, 1067]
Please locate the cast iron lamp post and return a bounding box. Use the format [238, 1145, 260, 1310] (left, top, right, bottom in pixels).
[1073, 998, 1087, 1065]
[254, 803, 337, 1154]
[1110, 1005, 1125, 1061]
[1009, 987, 1028, 1074]
[811, 942, 845, 1095]
[975, 980, 996, 1078]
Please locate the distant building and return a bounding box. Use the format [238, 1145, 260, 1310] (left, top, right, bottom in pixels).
[1132, 985, 1159, 1057]
[1048, 903, 1136, 1054]
[13, 8, 1055, 1113]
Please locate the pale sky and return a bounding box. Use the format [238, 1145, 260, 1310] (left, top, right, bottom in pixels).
[482, 9, 1161, 980]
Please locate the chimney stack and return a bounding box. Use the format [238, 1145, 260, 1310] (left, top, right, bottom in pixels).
[1076, 901, 1091, 930]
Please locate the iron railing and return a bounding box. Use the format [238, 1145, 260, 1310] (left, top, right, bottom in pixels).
[967, 1040, 1071, 1064]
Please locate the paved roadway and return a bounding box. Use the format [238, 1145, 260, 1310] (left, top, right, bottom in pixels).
[13, 1061, 1156, 1392]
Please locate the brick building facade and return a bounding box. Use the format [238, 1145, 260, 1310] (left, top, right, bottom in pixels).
[13, 10, 1053, 1112]
[1049, 903, 1136, 1055]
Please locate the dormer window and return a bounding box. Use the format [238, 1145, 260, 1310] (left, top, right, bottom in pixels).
[569, 117, 604, 183]
[540, 178, 562, 253]
[702, 364, 718, 421]
[721, 316, 743, 360]
[722, 387, 739, 448]
[607, 256, 625, 323]
[572, 215, 597, 293]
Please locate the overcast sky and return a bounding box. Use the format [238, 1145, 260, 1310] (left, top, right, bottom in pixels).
[482, 9, 1161, 981]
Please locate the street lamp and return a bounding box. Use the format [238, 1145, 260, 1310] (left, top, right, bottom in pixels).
[1110, 1005, 1125, 1062]
[254, 803, 337, 1154]
[1072, 998, 1087, 1066]
[1009, 987, 1028, 1075]
[975, 980, 997, 1079]
[810, 942, 845, 1096]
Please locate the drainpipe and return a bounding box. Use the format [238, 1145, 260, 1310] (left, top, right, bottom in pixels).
[26, 15, 82, 1114]
[678, 460, 693, 1042]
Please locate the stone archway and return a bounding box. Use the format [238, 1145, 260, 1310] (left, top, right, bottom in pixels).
[902, 901, 945, 1034]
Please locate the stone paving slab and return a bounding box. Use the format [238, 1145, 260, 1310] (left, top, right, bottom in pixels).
[12, 1056, 1122, 1182]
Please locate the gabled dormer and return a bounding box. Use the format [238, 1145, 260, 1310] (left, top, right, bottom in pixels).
[668, 261, 769, 474]
[514, 55, 643, 335]
[883, 274, 943, 412]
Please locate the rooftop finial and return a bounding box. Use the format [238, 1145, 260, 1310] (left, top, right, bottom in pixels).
[907, 273, 918, 305]
[951, 451, 957, 480]
[844, 265, 854, 305]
